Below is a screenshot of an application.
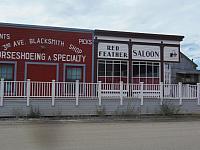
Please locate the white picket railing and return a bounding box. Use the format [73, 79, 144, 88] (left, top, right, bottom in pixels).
[4, 81, 27, 97]
[55, 82, 76, 97]
[0, 79, 200, 106]
[30, 81, 52, 97]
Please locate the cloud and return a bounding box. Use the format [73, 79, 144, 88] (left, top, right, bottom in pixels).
[0, 0, 200, 67]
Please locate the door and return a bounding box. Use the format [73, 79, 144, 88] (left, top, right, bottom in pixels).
[27, 64, 57, 81]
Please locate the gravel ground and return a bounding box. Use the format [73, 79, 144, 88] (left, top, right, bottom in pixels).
[0, 119, 200, 150]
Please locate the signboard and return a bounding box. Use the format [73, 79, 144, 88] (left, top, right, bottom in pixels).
[132, 45, 160, 61]
[164, 46, 179, 62]
[98, 43, 128, 59]
[0, 27, 92, 63]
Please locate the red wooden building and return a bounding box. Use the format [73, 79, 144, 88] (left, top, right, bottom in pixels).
[0, 23, 93, 82]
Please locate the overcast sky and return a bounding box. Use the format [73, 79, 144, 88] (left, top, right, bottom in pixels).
[0, 0, 200, 66]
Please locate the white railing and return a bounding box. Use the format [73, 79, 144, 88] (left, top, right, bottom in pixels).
[164, 84, 179, 98]
[127, 83, 141, 98]
[30, 81, 52, 97]
[79, 82, 98, 98]
[55, 82, 76, 97]
[0, 79, 200, 106]
[4, 80, 27, 97]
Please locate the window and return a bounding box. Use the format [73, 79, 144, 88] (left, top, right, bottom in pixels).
[0, 64, 14, 80]
[0, 64, 14, 94]
[132, 61, 160, 84]
[106, 63, 112, 76]
[114, 64, 120, 76]
[132, 63, 139, 77]
[66, 67, 82, 82]
[153, 64, 159, 77]
[97, 60, 128, 83]
[140, 62, 146, 77]
[121, 63, 127, 76]
[98, 63, 105, 76]
[147, 63, 153, 77]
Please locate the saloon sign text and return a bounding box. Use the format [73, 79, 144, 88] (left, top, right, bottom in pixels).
[132, 45, 160, 61]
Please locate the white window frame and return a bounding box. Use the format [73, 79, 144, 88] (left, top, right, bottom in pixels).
[132, 61, 161, 84]
[97, 59, 129, 83]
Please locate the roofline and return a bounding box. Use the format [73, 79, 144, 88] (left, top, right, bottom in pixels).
[180, 52, 198, 67]
[0, 22, 184, 41]
[95, 29, 184, 41]
[0, 22, 93, 33]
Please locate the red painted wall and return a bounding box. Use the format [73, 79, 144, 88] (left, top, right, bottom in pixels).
[27, 64, 57, 81]
[0, 25, 93, 82]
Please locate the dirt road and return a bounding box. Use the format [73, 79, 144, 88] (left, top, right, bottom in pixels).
[0, 120, 200, 150]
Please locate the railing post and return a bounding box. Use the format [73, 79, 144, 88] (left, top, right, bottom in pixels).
[160, 82, 163, 105]
[120, 81, 123, 106]
[75, 80, 79, 106]
[98, 81, 102, 106]
[197, 83, 200, 105]
[51, 80, 55, 106]
[0, 78, 4, 106]
[140, 82, 144, 106]
[179, 82, 182, 105]
[26, 79, 30, 107]
[186, 84, 189, 98]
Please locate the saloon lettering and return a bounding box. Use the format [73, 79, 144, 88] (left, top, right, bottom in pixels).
[132, 49, 160, 58]
[132, 45, 160, 60]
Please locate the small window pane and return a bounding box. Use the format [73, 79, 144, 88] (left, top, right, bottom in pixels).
[98, 60, 105, 63]
[140, 62, 146, 65]
[0, 64, 14, 80]
[7, 67, 13, 74]
[140, 65, 146, 77]
[121, 64, 127, 76]
[114, 61, 120, 64]
[2, 67, 6, 74]
[133, 62, 139, 65]
[72, 69, 77, 76]
[106, 64, 112, 76]
[154, 62, 159, 66]
[98, 63, 105, 76]
[67, 69, 72, 76]
[2, 73, 6, 78]
[76, 68, 81, 76]
[153, 66, 159, 77]
[133, 65, 139, 77]
[106, 61, 113, 64]
[7, 74, 13, 80]
[114, 64, 120, 76]
[66, 67, 82, 81]
[147, 64, 153, 77]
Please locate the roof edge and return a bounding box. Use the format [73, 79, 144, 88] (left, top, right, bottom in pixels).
[0, 22, 93, 33]
[95, 29, 184, 41]
[180, 52, 198, 67]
